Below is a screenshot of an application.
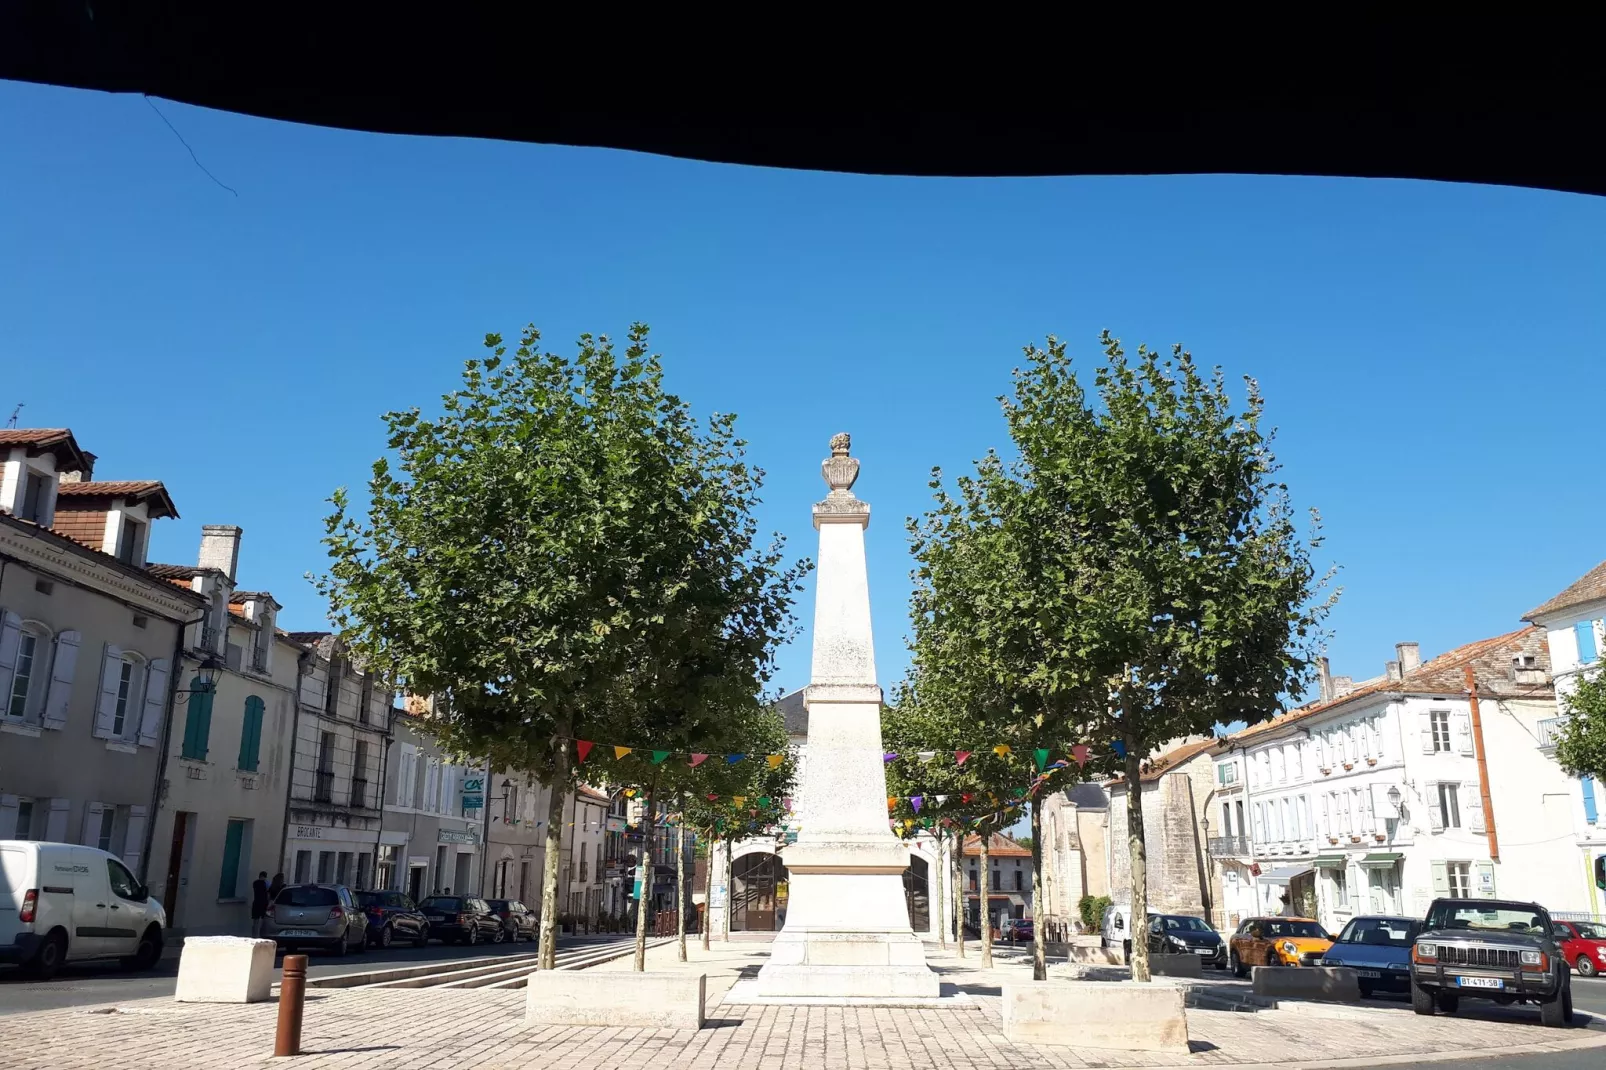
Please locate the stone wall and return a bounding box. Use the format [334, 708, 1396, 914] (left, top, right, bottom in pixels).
[1107, 770, 1205, 916]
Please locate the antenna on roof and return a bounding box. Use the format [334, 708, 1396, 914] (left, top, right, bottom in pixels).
[5, 403, 20, 428]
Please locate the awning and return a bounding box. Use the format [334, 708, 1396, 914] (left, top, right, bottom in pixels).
[1256, 865, 1311, 883]
[1311, 855, 1346, 869]
[1360, 852, 1404, 867]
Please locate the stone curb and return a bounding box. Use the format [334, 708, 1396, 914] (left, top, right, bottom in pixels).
[1113, 1026, 1606, 1070]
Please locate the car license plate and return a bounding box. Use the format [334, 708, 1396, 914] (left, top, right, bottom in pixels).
[1458, 977, 1503, 989]
[1195, 947, 1214, 954]
[426, 915, 444, 921]
[277, 930, 318, 938]
[1354, 970, 1381, 979]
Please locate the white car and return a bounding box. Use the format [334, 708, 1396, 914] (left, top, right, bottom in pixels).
[0, 840, 167, 978]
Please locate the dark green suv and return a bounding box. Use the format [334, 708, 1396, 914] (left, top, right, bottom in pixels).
[1409, 898, 1572, 1027]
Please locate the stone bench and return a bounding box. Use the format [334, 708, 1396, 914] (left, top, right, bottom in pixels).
[1003, 980, 1190, 1054]
[1251, 966, 1360, 1001]
[1066, 944, 1124, 965]
[525, 971, 706, 1030]
[174, 937, 276, 1003]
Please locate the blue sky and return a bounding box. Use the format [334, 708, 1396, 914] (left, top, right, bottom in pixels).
[5, 81, 1606, 711]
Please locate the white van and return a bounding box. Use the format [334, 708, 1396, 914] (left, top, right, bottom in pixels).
[0, 840, 167, 978]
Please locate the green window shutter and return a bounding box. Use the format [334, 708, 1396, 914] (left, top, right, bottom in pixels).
[181, 680, 212, 760]
[199, 685, 213, 759]
[1430, 861, 1449, 896]
[218, 819, 244, 899]
[239, 696, 265, 772]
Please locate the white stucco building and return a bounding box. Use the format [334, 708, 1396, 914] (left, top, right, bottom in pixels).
[1522, 561, 1606, 913]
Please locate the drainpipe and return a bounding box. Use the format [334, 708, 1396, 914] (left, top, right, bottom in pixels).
[370, 707, 391, 890]
[1464, 667, 1500, 861]
[277, 651, 312, 878]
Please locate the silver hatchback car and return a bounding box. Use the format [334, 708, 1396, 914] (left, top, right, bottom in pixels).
[263, 883, 367, 955]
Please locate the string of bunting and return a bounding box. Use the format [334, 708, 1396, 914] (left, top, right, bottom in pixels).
[555, 735, 791, 770]
[544, 735, 1128, 773]
[881, 741, 1126, 770]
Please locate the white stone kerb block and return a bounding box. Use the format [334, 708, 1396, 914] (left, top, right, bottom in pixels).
[174, 936, 276, 1003]
[525, 971, 706, 1030]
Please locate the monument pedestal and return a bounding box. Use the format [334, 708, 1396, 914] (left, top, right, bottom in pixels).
[754, 434, 938, 1001]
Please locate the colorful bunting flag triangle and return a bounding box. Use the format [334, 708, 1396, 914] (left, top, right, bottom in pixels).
[575, 740, 594, 763]
[651, 750, 671, 764]
[614, 746, 632, 761]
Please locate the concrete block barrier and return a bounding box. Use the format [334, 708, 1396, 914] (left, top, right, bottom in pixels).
[1066, 945, 1124, 965]
[174, 937, 276, 1003]
[1003, 980, 1189, 1053]
[1149, 953, 1203, 978]
[525, 970, 706, 1030]
[1251, 966, 1361, 1001]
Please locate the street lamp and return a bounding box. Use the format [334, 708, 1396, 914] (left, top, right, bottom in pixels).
[1201, 814, 1212, 856]
[173, 653, 225, 699]
[1386, 785, 1402, 812]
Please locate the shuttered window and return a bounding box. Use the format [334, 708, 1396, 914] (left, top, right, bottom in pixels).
[181, 678, 213, 760]
[238, 696, 265, 772]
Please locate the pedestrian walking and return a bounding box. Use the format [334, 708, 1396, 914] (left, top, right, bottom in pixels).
[269, 872, 286, 900]
[250, 872, 270, 937]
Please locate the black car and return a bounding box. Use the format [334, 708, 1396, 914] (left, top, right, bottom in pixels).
[486, 899, 539, 942]
[1147, 913, 1227, 968]
[355, 890, 431, 948]
[417, 895, 505, 946]
[1410, 897, 1573, 1027]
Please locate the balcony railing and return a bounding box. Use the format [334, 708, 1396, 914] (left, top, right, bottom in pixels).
[1207, 835, 1252, 857]
[1537, 717, 1567, 751]
[350, 777, 368, 809]
[313, 769, 334, 804]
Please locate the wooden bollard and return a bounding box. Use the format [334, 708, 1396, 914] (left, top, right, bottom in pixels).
[274, 953, 308, 1057]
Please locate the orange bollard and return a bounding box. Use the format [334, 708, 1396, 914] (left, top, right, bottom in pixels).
[275, 953, 307, 1057]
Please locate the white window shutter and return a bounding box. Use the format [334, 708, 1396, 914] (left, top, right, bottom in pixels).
[1427, 784, 1444, 832]
[42, 798, 69, 842]
[1465, 787, 1485, 834]
[1453, 711, 1474, 756]
[0, 795, 18, 838]
[1418, 710, 1435, 754]
[123, 805, 148, 873]
[42, 629, 81, 730]
[93, 643, 123, 738]
[1431, 860, 1449, 895]
[0, 608, 22, 703]
[137, 658, 169, 747]
[81, 800, 107, 845]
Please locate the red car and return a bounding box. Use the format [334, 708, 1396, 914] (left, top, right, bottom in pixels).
[1554, 919, 1606, 977]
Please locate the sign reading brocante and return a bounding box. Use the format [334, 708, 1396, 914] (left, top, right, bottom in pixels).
[438, 828, 479, 845]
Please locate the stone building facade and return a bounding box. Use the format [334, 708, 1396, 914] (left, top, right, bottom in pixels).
[1104, 738, 1216, 920]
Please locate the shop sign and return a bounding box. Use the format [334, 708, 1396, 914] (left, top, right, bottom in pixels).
[438, 827, 479, 845]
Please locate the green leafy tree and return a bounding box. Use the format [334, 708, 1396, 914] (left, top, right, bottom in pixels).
[315, 323, 807, 969]
[1556, 670, 1606, 781]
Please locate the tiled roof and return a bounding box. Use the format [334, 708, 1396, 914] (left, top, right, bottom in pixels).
[55, 480, 179, 519]
[0, 511, 207, 605]
[1226, 626, 1549, 746]
[147, 563, 206, 580]
[963, 832, 1032, 858]
[0, 428, 93, 472]
[229, 590, 273, 604]
[577, 786, 611, 803]
[1525, 561, 1606, 621]
[288, 630, 332, 645]
[1107, 736, 1221, 788]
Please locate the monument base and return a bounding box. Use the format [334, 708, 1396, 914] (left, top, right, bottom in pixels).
[754, 963, 942, 999]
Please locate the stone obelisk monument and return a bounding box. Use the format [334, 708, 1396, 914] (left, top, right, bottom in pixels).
[756, 433, 940, 999]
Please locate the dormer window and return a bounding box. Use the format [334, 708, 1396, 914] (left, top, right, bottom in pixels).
[18, 468, 53, 524]
[115, 517, 146, 566]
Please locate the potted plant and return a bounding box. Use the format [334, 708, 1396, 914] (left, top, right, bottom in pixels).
[1366, 757, 1377, 766]
[1342, 761, 1354, 771]
[1328, 836, 1339, 844]
[1320, 767, 1331, 776]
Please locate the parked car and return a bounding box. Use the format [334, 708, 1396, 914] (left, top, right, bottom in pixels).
[355, 890, 430, 948]
[1410, 897, 1572, 1027]
[1552, 919, 1606, 977]
[1321, 915, 1420, 996]
[417, 895, 504, 945]
[1147, 913, 1227, 968]
[1230, 916, 1333, 975]
[264, 884, 367, 955]
[0, 840, 167, 979]
[1001, 917, 1033, 943]
[486, 899, 539, 942]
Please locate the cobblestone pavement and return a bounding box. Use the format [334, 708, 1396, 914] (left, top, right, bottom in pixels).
[4, 940, 1604, 1070]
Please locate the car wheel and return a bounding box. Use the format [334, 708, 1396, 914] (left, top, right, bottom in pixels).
[332, 931, 348, 957]
[492, 925, 505, 944]
[1563, 980, 1575, 1026]
[376, 924, 394, 949]
[1435, 991, 1459, 1014]
[1411, 984, 1436, 1016]
[415, 925, 430, 948]
[121, 926, 163, 971]
[467, 925, 480, 946]
[25, 930, 67, 980]
[1577, 954, 1598, 978]
[1231, 951, 1247, 979]
[1358, 981, 1374, 999]
[1541, 987, 1567, 1027]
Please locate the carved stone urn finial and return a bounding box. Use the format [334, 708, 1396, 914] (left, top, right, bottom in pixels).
[822, 432, 860, 496]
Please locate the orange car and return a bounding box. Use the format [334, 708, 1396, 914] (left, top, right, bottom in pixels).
[1230, 916, 1334, 975]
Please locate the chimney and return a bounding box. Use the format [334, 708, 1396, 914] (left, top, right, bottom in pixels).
[1318, 656, 1333, 703]
[58, 451, 96, 484]
[198, 524, 243, 580]
[1386, 659, 1402, 682]
[1331, 675, 1355, 697]
[1396, 642, 1422, 674]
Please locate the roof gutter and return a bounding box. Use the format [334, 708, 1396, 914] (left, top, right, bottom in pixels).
[1464, 666, 1501, 862]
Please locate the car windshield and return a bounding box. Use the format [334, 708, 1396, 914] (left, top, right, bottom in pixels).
[1161, 916, 1212, 933]
[1425, 902, 1546, 935]
[486, 900, 510, 911]
[1571, 922, 1606, 940]
[420, 897, 462, 912]
[1262, 920, 1327, 939]
[1337, 917, 1419, 946]
[276, 886, 338, 907]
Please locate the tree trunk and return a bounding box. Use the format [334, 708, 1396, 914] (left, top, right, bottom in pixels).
[722, 837, 732, 941]
[978, 826, 993, 968]
[1123, 716, 1150, 983]
[953, 828, 965, 958]
[537, 736, 573, 971]
[701, 833, 714, 951]
[935, 829, 947, 949]
[676, 801, 687, 962]
[1030, 797, 1047, 980]
[633, 786, 658, 970]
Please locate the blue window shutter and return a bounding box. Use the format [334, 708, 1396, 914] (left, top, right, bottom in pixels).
[1577, 621, 1599, 664]
[1583, 776, 1599, 826]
